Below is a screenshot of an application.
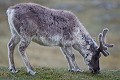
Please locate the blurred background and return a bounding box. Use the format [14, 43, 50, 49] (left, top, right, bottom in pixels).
[0, 0, 120, 70]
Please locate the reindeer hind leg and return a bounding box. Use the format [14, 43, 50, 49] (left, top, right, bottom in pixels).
[8, 34, 20, 73]
[18, 37, 36, 75]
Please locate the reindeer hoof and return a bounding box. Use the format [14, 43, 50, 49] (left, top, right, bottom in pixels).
[9, 68, 18, 73]
[69, 68, 83, 72]
[28, 70, 36, 75]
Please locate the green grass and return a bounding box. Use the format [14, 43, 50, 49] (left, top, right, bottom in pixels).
[0, 1, 120, 79]
[0, 67, 119, 80]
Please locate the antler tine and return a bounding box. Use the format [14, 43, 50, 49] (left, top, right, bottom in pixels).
[102, 28, 114, 47]
[98, 33, 107, 50]
[102, 28, 108, 44]
[98, 33, 108, 56]
[101, 50, 110, 56]
[98, 28, 114, 57]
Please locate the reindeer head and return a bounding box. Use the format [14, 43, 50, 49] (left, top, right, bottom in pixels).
[85, 28, 114, 74]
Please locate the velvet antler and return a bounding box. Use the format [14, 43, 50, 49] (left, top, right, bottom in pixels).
[98, 28, 114, 56]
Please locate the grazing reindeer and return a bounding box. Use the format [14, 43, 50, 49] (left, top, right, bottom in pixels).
[7, 3, 113, 75]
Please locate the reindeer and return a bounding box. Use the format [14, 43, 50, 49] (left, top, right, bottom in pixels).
[6, 3, 113, 75]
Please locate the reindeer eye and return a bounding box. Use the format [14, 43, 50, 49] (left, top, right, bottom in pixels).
[95, 57, 98, 60]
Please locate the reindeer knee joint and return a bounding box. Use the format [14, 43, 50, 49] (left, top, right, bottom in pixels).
[8, 42, 15, 50]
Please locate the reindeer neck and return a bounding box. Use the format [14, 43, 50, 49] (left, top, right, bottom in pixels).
[80, 27, 98, 51]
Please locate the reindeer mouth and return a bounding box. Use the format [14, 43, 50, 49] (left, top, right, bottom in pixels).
[89, 68, 100, 74]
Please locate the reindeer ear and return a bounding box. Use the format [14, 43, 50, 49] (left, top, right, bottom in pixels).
[98, 28, 114, 57]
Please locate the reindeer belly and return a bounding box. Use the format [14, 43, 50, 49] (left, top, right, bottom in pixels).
[32, 35, 61, 46]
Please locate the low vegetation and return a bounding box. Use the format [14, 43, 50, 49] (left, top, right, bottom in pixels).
[0, 1, 119, 79]
[0, 67, 119, 80]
